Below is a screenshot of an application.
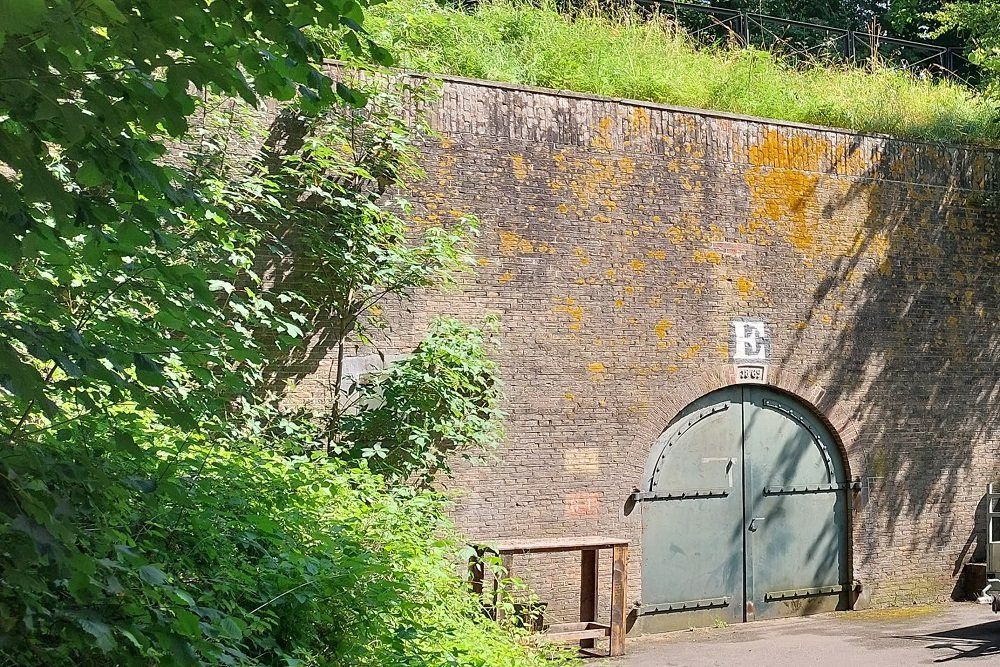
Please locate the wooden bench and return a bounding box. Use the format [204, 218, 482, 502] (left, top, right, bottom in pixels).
[469, 536, 629, 657]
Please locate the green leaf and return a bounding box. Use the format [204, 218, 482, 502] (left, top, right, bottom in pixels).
[76, 160, 105, 187]
[78, 619, 116, 652]
[336, 82, 368, 108]
[343, 0, 365, 26]
[138, 565, 168, 586]
[113, 430, 142, 455]
[219, 616, 242, 640]
[133, 353, 166, 387]
[0, 0, 47, 35]
[208, 279, 234, 294]
[173, 609, 201, 638]
[367, 41, 395, 67]
[91, 0, 126, 22]
[118, 221, 150, 247]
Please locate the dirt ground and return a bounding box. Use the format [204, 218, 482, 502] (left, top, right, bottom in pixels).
[599, 603, 1000, 666]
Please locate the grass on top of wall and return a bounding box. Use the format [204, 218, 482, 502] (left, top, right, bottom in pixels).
[336, 0, 1000, 146]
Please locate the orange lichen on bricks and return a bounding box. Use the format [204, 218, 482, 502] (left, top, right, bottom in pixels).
[587, 361, 607, 376]
[735, 276, 755, 297]
[498, 229, 535, 254]
[744, 129, 878, 261]
[693, 249, 722, 264]
[553, 297, 584, 331]
[591, 117, 615, 150]
[654, 318, 674, 342]
[510, 154, 530, 181]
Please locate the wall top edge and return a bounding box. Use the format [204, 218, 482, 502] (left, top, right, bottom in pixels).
[323, 60, 1000, 156]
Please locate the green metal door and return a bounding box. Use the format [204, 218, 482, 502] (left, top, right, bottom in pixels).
[638, 385, 850, 632]
[638, 387, 745, 632]
[742, 386, 850, 620]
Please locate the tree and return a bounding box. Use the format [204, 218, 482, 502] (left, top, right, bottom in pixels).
[252, 79, 478, 453]
[935, 0, 1000, 87]
[711, 1, 955, 42]
[0, 0, 398, 661]
[884, 0, 946, 41]
[0, 0, 391, 446]
[0, 3, 559, 665]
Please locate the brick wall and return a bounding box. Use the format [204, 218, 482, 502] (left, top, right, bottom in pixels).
[282, 71, 1000, 623]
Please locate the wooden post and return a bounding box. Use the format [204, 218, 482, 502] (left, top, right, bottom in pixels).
[579, 548, 599, 649]
[610, 544, 628, 657]
[495, 553, 514, 623]
[469, 548, 485, 597]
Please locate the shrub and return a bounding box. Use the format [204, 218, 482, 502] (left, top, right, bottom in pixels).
[342, 317, 505, 485]
[0, 402, 572, 666]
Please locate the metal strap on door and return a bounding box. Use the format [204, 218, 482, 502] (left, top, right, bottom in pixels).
[763, 480, 861, 495]
[637, 596, 731, 615]
[761, 398, 835, 483]
[631, 488, 729, 501]
[765, 585, 846, 601]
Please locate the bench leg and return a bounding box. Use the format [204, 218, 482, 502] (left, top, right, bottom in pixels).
[610, 544, 628, 656]
[469, 549, 485, 598]
[580, 548, 599, 649]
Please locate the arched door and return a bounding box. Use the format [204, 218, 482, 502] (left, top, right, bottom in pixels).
[638, 385, 851, 633]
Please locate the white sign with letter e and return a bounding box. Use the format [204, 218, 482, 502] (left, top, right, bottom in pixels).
[732, 320, 768, 383]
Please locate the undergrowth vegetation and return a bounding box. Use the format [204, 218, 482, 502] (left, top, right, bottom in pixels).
[2, 400, 567, 666]
[343, 0, 1000, 145]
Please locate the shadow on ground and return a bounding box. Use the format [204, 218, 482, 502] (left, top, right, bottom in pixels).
[893, 619, 1000, 663]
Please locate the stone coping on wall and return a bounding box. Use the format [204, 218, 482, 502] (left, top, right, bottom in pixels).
[324, 61, 1000, 193]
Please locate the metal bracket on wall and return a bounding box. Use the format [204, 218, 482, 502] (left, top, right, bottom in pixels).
[631, 488, 730, 501]
[637, 596, 731, 615]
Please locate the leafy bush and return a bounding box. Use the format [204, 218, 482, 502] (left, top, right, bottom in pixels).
[327, 0, 1000, 145]
[0, 0, 389, 448]
[0, 400, 571, 666]
[343, 317, 505, 485]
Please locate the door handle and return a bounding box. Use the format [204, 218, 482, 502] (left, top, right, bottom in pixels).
[748, 517, 765, 532]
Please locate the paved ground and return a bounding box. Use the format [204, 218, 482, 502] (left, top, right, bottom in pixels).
[600, 603, 1000, 666]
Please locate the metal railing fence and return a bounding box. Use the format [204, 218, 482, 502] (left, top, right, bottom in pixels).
[631, 1, 978, 83]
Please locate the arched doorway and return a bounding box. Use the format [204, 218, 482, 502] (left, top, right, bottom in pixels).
[637, 385, 852, 633]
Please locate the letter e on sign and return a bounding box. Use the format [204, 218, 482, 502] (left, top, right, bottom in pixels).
[732, 321, 767, 361]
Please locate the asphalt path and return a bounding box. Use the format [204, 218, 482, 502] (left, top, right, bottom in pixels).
[601, 603, 1000, 666]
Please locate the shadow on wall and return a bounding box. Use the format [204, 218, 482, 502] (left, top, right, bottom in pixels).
[248, 111, 344, 406]
[777, 136, 1000, 598]
[253, 109, 413, 408]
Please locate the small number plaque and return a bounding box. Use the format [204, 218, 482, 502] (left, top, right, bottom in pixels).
[735, 364, 767, 383]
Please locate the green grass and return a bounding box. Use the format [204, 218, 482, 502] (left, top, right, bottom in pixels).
[346, 0, 1000, 145]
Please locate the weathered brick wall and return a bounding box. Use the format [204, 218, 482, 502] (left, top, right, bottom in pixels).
[283, 72, 1000, 623]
